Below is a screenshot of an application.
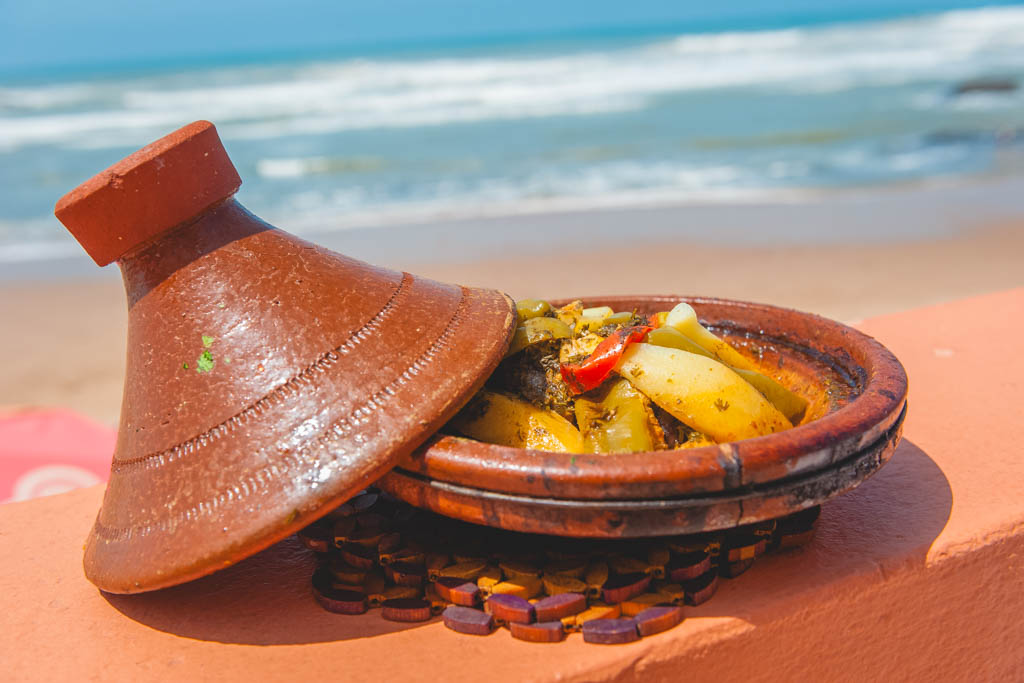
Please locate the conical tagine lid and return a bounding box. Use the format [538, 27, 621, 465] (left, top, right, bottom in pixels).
[55, 121, 515, 593]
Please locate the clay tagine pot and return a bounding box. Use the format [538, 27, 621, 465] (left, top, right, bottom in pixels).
[54, 121, 516, 594]
[380, 295, 908, 537]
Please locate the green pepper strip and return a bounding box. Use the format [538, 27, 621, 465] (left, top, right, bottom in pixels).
[560, 326, 653, 395]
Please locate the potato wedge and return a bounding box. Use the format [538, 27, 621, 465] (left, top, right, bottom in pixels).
[665, 303, 757, 372]
[615, 343, 792, 442]
[645, 326, 714, 359]
[451, 391, 583, 453]
[647, 325, 808, 424]
[730, 367, 808, 424]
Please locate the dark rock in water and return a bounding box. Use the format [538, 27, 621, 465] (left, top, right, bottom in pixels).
[925, 128, 1022, 146]
[924, 130, 986, 145]
[951, 77, 1018, 96]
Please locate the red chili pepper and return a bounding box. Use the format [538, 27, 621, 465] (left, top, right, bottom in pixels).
[560, 325, 653, 395]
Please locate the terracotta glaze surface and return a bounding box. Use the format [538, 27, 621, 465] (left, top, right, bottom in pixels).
[2, 288, 1022, 681]
[381, 295, 908, 536]
[52, 122, 516, 593]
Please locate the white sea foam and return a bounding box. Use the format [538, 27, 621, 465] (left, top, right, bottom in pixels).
[0, 83, 103, 111]
[249, 157, 782, 235]
[273, 183, 797, 238]
[257, 157, 329, 179]
[241, 138, 1007, 235]
[2, 6, 1024, 151]
[0, 239, 81, 263]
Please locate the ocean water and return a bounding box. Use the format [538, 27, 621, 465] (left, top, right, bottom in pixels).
[2, 4, 1024, 263]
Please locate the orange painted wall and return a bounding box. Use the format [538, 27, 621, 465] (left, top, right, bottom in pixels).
[1, 289, 1022, 681]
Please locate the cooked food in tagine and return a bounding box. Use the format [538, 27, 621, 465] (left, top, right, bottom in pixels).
[449, 299, 809, 454]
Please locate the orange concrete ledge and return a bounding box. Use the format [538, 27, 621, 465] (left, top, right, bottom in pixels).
[2, 289, 1023, 681]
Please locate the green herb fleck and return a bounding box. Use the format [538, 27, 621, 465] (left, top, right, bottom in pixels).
[196, 350, 215, 373]
[183, 362, 189, 370]
[217, 302, 226, 309]
[202, 335, 215, 348]
[569, 455, 577, 467]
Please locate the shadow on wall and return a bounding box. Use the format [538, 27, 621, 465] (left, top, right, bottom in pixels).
[102, 533, 431, 645]
[103, 438, 951, 645]
[687, 438, 953, 620]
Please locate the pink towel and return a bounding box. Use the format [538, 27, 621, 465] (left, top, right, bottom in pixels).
[0, 409, 113, 503]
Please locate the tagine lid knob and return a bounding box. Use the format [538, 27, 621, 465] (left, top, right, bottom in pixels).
[54, 120, 242, 266]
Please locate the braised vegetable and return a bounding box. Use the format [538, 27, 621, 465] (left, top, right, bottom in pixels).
[506, 316, 572, 357]
[554, 300, 584, 329]
[560, 326, 653, 394]
[559, 331, 605, 365]
[573, 379, 664, 453]
[451, 390, 583, 453]
[491, 340, 574, 420]
[614, 343, 792, 442]
[645, 326, 714, 358]
[516, 298, 552, 322]
[729, 367, 807, 424]
[601, 311, 634, 328]
[647, 324, 807, 423]
[665, 303, 757, 371]
[449, 298, 807, 453]
[578, 306, 613, 332]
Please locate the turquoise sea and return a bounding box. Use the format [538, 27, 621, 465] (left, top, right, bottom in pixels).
[1, 3, 1023, 264]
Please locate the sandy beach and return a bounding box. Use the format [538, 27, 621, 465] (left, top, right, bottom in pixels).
[2, 179, 1022, 427]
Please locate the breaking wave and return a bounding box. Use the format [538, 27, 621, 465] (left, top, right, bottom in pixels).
[2, 6, 1024, 151]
